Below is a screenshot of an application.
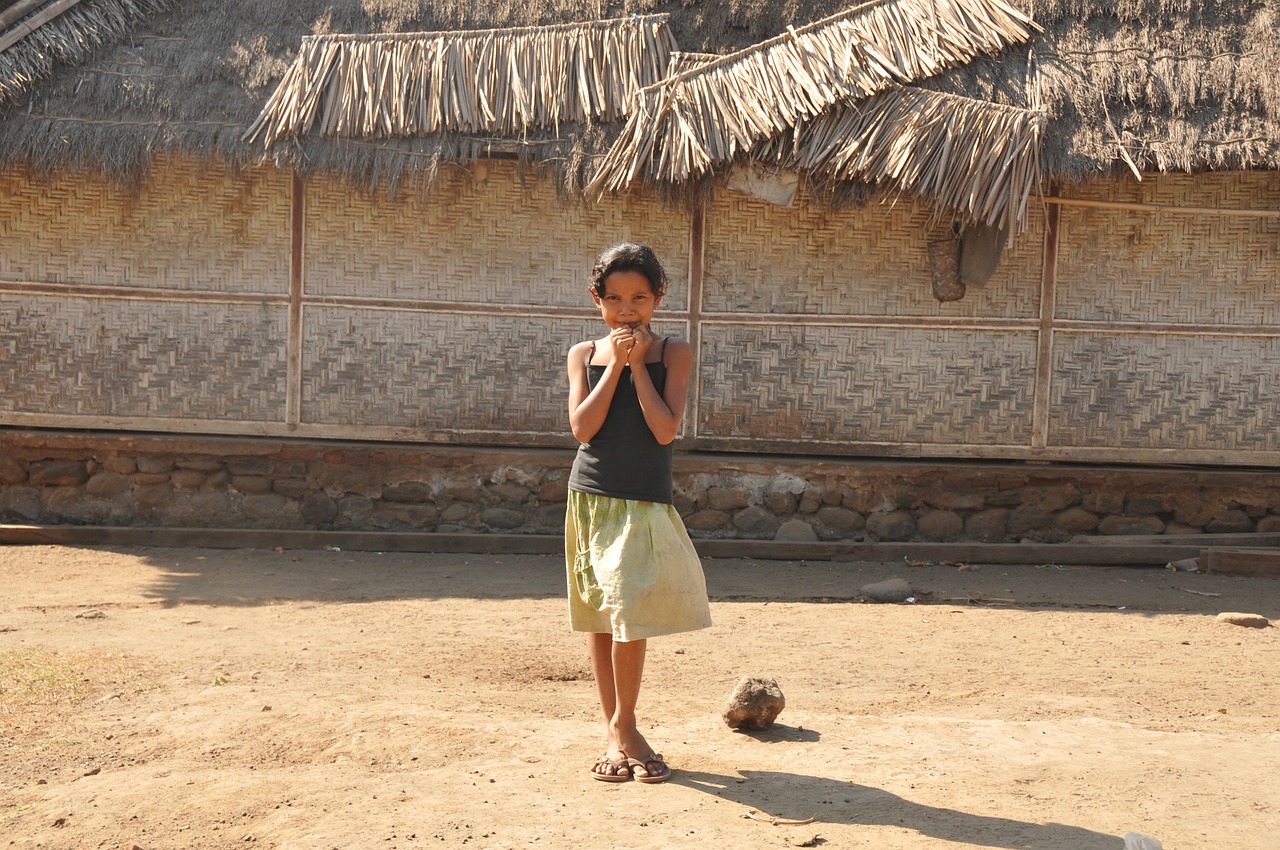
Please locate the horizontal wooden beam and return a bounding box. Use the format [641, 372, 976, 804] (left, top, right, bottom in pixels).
[1048, 195, 1280, 219]
[1072, 532, 1280, 547]
[0, 0, 85, 54]
[1200, 547, 1280, 578]
[0, 0, 51, 31]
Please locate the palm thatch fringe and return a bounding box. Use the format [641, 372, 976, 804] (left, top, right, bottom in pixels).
[244, 15, 676, 146]
[586, 0, 1039, 197]
[757, 86, 1046, 233]
[0, 0, 170, 106]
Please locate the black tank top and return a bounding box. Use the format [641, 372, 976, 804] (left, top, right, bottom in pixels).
[568, 339, 673, 505]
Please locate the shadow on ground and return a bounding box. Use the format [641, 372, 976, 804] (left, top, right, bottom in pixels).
[676, 768, 1124, 850]
[19, 543, 1280, 619]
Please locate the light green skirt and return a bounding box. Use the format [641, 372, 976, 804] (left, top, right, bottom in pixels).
[565, 489, 712, 642]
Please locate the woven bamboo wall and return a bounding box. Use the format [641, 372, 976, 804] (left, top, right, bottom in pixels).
[702, 192, 1044, 318]
[1055, 174, 1280, 325]
[0, 158, 292, 433]
[0, 161, 291, 293]
[2, 156, 1278, 466]
[1047, 171, 1280, 461]
[0, 296, 289, 423]
[695, 186, 1044, 455]
[298, 161, 689, 440]
[300, 310, 594, 435]
[305, 163, 690, 309]
[696, 324, 1038, 447]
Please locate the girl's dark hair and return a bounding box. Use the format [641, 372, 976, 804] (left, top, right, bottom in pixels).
[589, 242, 667, 297]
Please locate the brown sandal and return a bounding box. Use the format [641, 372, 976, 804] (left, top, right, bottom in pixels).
[625, 752, 671, 784]
[589, 754, 631, 782]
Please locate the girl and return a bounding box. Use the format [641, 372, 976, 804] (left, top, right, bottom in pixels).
[565, 242, 712, 784]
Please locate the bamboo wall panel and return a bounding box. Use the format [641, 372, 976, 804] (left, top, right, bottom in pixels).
[1055, 193, 1280, 325]
[1048, 333, 1280, 451]
[305, 161, 691, 309]
[1061, 170, 1280, 208]
[301, 308, 600, 434]
[695, 324, 1038, 446]
[702, 189, 1043, 318]
[0, 294, 288, 420]
[0, 158, 291, 294]
[300, 308, 685, 439]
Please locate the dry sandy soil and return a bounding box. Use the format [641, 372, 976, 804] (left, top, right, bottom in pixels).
[2, 543, 1279, 850]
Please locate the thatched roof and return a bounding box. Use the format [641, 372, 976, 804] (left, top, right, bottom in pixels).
[1, 0, 1277, 204]
[581, 0, 1043, 229]
[243, 16, 678, 145]
[0, 0, 169, 106]
[585, 0, 1039, 192]
[752, 86, 1046, 234]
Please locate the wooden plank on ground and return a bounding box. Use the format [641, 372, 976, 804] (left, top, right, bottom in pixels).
[693, 540, 1202, 566]
[1201, 547, 1280, 578]
[1, 525, 1203, 566]
[1072, 533, 1280, 547]
[0, 526, 563, 555]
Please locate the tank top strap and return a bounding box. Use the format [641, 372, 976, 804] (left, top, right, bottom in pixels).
[587, 340, 596, 368]
[659, 336, 668, 366]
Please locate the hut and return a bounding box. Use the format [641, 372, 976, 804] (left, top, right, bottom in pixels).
[1, 0, 1279, 551]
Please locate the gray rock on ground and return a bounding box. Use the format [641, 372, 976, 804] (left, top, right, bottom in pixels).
[723, 676, 785, 730]
[1216, 612, 1270, 628]
[859, 577, 913, 603]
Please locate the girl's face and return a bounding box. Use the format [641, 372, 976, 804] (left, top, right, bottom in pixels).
[592, 269, 662, 330]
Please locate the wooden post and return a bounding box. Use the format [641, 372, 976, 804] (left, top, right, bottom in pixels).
[1031, 194, 1060, 449]
[685, 202, 706, 441]
[287, 169, 305, 430]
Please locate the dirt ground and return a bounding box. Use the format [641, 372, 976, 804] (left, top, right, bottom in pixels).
[2, 544, 1278, 850]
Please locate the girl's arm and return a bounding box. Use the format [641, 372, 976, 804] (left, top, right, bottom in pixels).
[567, 339, 627, 443]
[630, 336, 692, 446]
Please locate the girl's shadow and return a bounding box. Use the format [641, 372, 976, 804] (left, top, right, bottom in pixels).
[672, 768, 1124, 850]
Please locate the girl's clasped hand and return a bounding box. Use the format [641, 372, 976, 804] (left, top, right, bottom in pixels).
[610, 322, 652, 367]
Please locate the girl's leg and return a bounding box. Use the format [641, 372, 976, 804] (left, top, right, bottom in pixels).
[609, 636, 646, 750]
[588, 633, 664, 779]
[587, 632, 626, 778]
[588, 632, 618, 724]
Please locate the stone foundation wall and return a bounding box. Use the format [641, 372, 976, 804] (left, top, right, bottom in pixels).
[3, 432, 1280, 542]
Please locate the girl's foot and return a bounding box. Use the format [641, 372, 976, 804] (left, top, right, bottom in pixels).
[625, 752, 671, 784]
[590, 753, 631, 782]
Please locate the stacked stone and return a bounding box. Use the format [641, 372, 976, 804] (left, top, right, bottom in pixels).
[0, 450, 569, 533]
[666, 474, 1280, 543]
[3, 446, 1280, 541]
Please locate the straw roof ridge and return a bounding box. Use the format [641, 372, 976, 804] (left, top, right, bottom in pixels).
[243, 15, 677, 146]
[0, 0, 171, 106]
[585, 0, 1040, 197]
[754, 85, 1046, 232]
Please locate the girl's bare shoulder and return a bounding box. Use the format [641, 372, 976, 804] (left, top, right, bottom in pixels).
[663, 337, 693, 360]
